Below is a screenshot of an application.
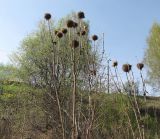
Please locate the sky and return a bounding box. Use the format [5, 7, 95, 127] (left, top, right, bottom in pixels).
[0, 0, 160, 95]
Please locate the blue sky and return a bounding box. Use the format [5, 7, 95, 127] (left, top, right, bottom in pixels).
[0, 0, 160, 94]
[0, 0, 160, 64]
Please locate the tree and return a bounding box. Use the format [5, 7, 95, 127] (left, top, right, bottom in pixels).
[0, 64, 17, 81]
[144, 23, 160, 91]
[11, 12, 103, 139]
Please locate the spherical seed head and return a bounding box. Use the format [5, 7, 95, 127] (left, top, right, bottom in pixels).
[112, 61, 118, 67]
[90, 70, 96, 76]
[77, 31, 86, 36]
[73, 22, 78, 28]
[122, 64, 132, 72]
[92, 35, 98, 41]
[93, 70, 96, 76]
[78, 11, 85, 19]
[81, 30, 86, 36]
[44, 13, 51, 20]
[67, 20, 74, 28]
[137, 63, 144, 70]
[72, 40, 79, 48]
[62, 28, 68, 34]
[57, 32, 63, 38]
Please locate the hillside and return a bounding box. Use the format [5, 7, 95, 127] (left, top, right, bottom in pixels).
[0, 82, 160, 139]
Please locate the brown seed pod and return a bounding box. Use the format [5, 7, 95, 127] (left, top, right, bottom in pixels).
[73, 22, 78, 28]
[54, 30, 58, 35]
[92, 35, 98, 41]
[90, 70, 96, 76]
[122, 64, 132, 72]
[77, 31, 86, 36]
[44, 13, 51, 20]
[81, 30, 86, 36]
[137, 63, 144, 70]
[93, 70, 96, 76]
[78, 11, 85, 19]
[67, 20, 74, 28]
[72, 40, 79, 48]
[62, 28, 68, 34]
[112, 61, 118, 67]
[57, 32, 63, 38]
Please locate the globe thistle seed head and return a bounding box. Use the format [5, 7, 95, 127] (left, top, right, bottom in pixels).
[90, 70, 96, 76]
[93, 70, 96, 76]
[137, 63, 144, 70]
[44, 13, 51, 20]
[77, 30, 86, 36]
[57, 32, 63, 38]
[78, 11, 85, 19]
[122, 64, 132, 72]
[81, 30, 86, 36]
[62, 28, 68, 34]
[67, 20, 74, 28]
[92, 35, 98, 41]
[73, 22, 78, 28]
[112, 61, 118, 67]
[72, 40, 79, 48]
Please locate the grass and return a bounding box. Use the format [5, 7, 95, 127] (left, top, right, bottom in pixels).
[0, 82, 160, 138]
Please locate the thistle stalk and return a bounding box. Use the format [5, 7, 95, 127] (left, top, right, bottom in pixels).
[47, 19, 65, 139]
[126, 72, 142, 139]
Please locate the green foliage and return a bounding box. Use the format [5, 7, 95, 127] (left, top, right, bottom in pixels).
[11, 13, 93, 89]
[144, 23, 160, 90]
[0, 82, 160, 138]
[0, 64, 17, 81]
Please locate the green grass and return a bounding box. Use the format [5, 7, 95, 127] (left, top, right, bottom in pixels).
[0, 82, 160, 138]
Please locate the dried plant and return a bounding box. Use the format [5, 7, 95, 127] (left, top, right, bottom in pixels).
[6, 11, 155, 139]
[122, 63, 143, 139]
[77, 11, 85, 19]
[92, 35, 98, 41]
[112, 61, 118, 67]
[45, 13, 65, 139]
[67, 20, 74, 28]
[137, 63, 147, 100]
[81, 30, 86, 36]
[57, 32, 63, 38]
[62, 28, 68, 34]
[122, 64, 132, 73]
[44, 13, 51, 20]
[73, 22, 78, 28]
[137, 63, 144, 70]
